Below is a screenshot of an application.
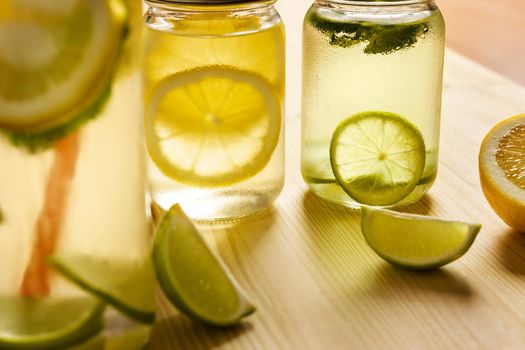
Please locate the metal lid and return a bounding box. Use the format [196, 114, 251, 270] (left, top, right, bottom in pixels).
[149, 0, 267, 4]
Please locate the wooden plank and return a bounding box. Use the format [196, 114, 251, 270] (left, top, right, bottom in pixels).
[147, 1, 525, 349]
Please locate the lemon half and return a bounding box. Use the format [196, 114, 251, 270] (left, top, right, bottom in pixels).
[479, 114, 525, 232]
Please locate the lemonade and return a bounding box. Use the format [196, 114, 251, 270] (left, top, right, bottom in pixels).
[0, 0, 153, 348]
[301, 0, 445, 208]
[143, 0, 285, 220]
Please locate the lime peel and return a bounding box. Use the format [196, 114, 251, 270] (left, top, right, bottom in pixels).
[361, 206, 481, 270]
[330, 111, 426, 206]
[48, 254, 156, 324]
[0, 0, 129, 152]
[153, 204, 256, 326]
[0, 296, 104, 350]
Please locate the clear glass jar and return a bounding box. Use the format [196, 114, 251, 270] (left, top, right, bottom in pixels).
[143, 0, 286, 221]
[0, 0, 153, 348]
[301, 0, 445, 208]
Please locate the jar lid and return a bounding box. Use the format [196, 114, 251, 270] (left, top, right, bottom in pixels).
[151, 0, 266, 4]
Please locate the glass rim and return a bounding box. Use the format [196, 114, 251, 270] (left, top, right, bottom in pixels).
[318, 0, 432, 6]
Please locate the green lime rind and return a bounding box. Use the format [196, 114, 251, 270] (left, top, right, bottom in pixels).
[3, 82, 111, 153]
[48, 254, 156, 324]
[153, 204, 256, 327]
[330, 111, 426, 206]
[65, 324, 150, 350]
[361, 206, 481, 270]
[0, 296, 105, 350]
[0, 2, 130, 153]
[306, 10, 429, 54]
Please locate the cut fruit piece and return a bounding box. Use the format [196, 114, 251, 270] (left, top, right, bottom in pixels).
[361, 206, 481, 270]
[330, 111, 426, 206]
[49, 254, 156, 324]
[145, 65, 281, 187]
[0, 296, 104, 350]
[479, 114, 525, 232]
[152, 204, 256, 326]
[0, 0, 126, 131]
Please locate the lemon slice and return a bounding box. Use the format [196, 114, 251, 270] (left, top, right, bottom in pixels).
[479, 114, 525, 232]
[330, 111, 426, 206]
[49, 254, 157, 324]
[0, 296, 104, 350]
[145, 66, 281, 187]
[361, 206, 481, 270]
[152, 204, 256, 326]
[0, 0, 126, 131]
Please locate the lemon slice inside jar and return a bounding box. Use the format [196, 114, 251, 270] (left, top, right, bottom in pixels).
[145, 65, 281, 188]
[0, 0, 126, 132]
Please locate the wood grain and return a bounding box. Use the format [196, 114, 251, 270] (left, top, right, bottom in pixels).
[147, 1, 525, 349]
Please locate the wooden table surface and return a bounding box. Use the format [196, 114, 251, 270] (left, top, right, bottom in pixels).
[147, 1, 525, 349]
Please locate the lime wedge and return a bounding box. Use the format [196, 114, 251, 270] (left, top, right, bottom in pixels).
[0, 0, 127, 144]
[361, 206, 481, 270]
[152, 204, 256, 326]
[49, 254, 156, 324]
[330, 111, 426, 206]
[0, 296, 104, 350]
[145, 65, 281, 187]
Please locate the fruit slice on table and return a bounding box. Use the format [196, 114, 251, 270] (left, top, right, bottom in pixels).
[0, 0, 126, 132]
[330, 111, 426, 206]
[479, 114, 525, 232]
[361, 206, 481, 270]
[49, 254, 157, 324]
[0, 296, 104, 350]
[152, 204, 256, 326]
[145, 66, 281, 187]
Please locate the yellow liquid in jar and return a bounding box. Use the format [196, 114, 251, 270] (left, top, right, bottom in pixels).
[143, 13, 286, 220]
[301, 8, 445, 208]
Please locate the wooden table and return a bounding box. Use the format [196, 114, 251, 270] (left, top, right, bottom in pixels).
[147, 1, 525, 349]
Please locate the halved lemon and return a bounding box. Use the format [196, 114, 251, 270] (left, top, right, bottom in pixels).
[145, 66, 281, 187]
[479, 114, 525, 232]
[0, 0, 126, 131]
[330, 111, 426, 206]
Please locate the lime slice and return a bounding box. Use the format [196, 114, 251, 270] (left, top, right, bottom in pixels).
[0, 296, 104, 350]
[49, 254, 156, 324]
[152, 204, 256, 326]
[145, 65, 281, 187]
[67, 325, 150, 350]
[0, 0, 126, 132]
[361, 206, 481, 270]
[330, 111, 426, 206]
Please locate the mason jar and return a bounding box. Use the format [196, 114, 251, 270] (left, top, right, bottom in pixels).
[301, 0, 445, 208]
[143, 0, 286, 221]
[0, 0, 154, 348]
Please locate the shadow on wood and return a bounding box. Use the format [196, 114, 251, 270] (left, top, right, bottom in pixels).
[497, 227, 525, 276]
[359, 264, 473, 298]
[301, 190, 473, 300]
[147, 294, 254, 350]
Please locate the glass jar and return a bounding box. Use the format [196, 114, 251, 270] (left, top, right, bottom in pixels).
[143, 0, 286, 221]
[301, 0, 445, 208]
[0, 0, 153, 348]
